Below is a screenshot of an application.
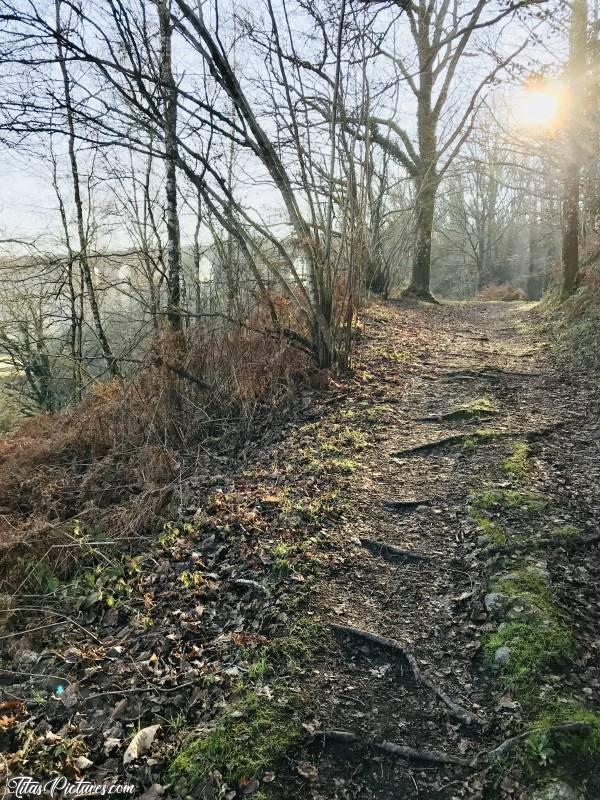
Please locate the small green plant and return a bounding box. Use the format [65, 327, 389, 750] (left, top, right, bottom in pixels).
[525, 732, 555, 767]
[531, 697, 600, 760]
[389, 349, 414, 364]
[179, 570, 204, 590]
[159, 521, 184, 549]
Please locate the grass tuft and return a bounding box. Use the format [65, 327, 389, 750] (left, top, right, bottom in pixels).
[470, 489, 546, 514]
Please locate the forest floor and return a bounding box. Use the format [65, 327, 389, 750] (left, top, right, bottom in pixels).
[1, 300, 599, 800]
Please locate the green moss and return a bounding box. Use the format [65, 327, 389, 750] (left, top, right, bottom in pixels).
[483, 564, 574, 693]
[446, 398, 498, 422]
[168, 690, 302, 787]
[473, 516, 508, 545]
[240, 617, 318, 680]
[483, 619, 573, 692]
[264, 619, 318, 672]
[494, 568, 554, 615]
[501, 442, 531, 478]
[307, 424, 367, 454]
[470, 489, 546, 513]
[279, 489, 342, 522]
[531, 697, 600, 759]
[171, 614, 317, 786]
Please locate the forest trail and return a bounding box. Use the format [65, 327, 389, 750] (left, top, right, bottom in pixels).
[289, 300, 600, 799]
[1, 300, 599, 800]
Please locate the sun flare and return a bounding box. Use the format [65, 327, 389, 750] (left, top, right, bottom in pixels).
[514, 86, 562, 129]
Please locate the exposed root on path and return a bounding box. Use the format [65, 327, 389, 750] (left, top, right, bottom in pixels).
[312, 729, 472, 767]
[392, 423, 564, 457]
[413, 408, 499, 423]
[331, 623, 485, 726]
[482, 722, 592, 761]
[480, 531, 600, 556]
[382, 498, 432, 511]
[359, 537, 431, 562]
[392, 433, 473, 456]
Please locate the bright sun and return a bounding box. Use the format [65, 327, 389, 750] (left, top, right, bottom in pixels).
[515, 86, 561, 129]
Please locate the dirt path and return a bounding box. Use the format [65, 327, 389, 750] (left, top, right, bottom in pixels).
[2, 300, 599, 800]
[289, 300, 600, 799]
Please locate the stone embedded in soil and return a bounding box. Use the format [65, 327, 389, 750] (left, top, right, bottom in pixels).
[484, 591, 539, 621]
[494, 646, 511, 665]
[531, 781, 583, 800]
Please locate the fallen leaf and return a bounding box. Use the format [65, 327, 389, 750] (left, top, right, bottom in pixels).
[239, 777, 259, 795]
[296, 761, 318, 782]
[139, 785, 165, 800]
[104, 737, 121, 756]
[123, 725, 160, 765]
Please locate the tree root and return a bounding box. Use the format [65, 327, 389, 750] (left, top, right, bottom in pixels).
[399, 287, 441, 305]
[382, 499, 431, 511]
[360, 537, 431, 562]
[392, 434, 468, 456]
[392, 423, 563, 457]
[311, 722, 592, 769]
[413, 409, 499, 423]
[482, 532, 600, 557]
[438, 367, 542, 382]
[312, 729, 472, 766]
[331, 623, 485, 726]
[482, 722, 592, 761]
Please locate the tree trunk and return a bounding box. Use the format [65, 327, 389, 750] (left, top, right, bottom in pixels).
[561, 0, 588, 298]
[55, 0, 120, 379]
[157, 0, 182, 332]
[527, 194, 540, 300]
[408, 177, 437, 300]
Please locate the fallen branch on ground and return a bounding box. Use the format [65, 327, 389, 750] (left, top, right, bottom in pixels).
[360, 537, 431, 562]
[331, 623, 485, 726]
[312, 729, 472, 766]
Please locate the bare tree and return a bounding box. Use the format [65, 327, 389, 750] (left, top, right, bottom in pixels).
[355, 0, 537, 299]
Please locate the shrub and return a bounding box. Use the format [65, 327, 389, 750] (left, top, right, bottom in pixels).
[477, 283, 528, 301]
[0, 309, 311, 595]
